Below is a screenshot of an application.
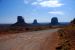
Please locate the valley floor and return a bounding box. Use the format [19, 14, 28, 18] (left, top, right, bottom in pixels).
[0, 29, 59, 50]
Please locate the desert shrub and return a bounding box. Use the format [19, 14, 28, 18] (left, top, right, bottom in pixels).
[25, 27, 30, 31]
[58, 25, 75, 50]
[56, 40, 71, 50]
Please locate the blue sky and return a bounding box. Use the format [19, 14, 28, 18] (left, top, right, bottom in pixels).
[0, 0, 75, 24]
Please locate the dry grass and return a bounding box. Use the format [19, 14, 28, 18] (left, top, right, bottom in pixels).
[57, 25, 75, 50]
[0, 25, 52, 35]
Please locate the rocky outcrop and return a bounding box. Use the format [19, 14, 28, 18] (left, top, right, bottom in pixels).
[71, 18, 75, 24]
[17, 16, 25, 24]
[33, 19, 38, 24]
[11, 16, 28, 26]
[51, 17, 58, 25]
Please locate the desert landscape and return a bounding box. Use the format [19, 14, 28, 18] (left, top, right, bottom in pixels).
[0, 16, 75, 50]
[0, 0, 75, 50]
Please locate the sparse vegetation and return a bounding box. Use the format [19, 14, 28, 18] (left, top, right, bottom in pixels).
[57, 18, 75, 50]
[57, 25, 75, 50]
[0, 25, 53, 35]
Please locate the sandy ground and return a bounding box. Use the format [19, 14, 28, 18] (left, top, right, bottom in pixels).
[0, 29, 59, 50]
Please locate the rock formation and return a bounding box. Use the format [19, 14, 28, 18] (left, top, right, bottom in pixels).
[10, 16, 31, 31]
[71, 18, 75, 24]
[33, 19, 38, 24]
[51, 17, 58, 25]
[12, 16, 28, 26]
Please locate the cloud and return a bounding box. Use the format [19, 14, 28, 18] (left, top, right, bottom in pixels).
[32, 0, 64, 7]
[32, 2, 38, 5]
[24, 0, 29, 4]
[48, 11, 64, 15]
[24, 0, 32, 4]
[37, 0, 43, 2]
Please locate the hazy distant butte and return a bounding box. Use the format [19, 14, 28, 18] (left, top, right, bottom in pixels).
[12, 16, 29, 27]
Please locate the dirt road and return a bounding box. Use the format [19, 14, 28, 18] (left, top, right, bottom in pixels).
[0, 29, 59, 50]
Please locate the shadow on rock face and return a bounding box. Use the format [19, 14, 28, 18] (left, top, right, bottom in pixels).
[32, 19, 39, 25]
[11, 16, 29, 27]
[71, 18, 75, 25]
[51, 17, 59, 25]
[33, 19, 38, 24]
[9, 16, 31, 32]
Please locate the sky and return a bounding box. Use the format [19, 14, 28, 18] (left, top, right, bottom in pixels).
[0, 0, 75, 24]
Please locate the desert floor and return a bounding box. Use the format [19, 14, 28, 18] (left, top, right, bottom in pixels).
[0, 29, 59, 50]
